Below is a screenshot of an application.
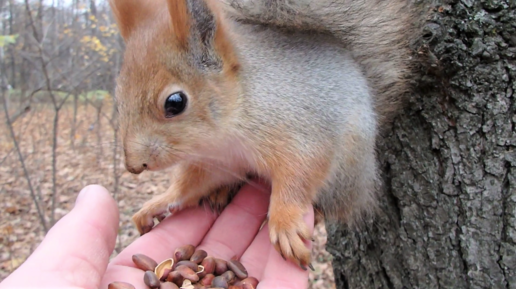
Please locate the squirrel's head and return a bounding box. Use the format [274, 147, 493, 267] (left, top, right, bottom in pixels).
[109, 0, 241, 174]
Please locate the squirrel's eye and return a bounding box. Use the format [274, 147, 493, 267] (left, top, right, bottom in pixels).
[164, 92, 187, 118]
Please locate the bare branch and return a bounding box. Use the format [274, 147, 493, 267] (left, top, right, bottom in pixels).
[9, 105, 31, 123]
[1, 78, 48, 233]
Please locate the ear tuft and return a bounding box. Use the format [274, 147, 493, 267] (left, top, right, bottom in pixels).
[109, 0, 161, 40]
[166, 0, 191, 49]
[167, 0, 239, 72]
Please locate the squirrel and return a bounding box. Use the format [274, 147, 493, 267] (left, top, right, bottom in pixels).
[109, 0, 416, 270]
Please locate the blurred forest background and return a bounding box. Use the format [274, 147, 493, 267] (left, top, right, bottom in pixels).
[0, 0, 335, 287]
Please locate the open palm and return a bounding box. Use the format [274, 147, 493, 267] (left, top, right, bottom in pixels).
[0, 182, 313, 289]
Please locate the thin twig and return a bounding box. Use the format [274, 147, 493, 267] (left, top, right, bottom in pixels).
[9, 105, 31, 123]
[1, 83, 48, 233]
[22, 0, 95, 226]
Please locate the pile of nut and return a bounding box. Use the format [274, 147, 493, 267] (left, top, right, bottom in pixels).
[108, 244, 259, 289]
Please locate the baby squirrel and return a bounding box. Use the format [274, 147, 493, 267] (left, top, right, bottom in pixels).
[109, 0, 415, 269]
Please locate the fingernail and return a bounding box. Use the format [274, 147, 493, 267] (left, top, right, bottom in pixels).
[75, 184, 105, 206]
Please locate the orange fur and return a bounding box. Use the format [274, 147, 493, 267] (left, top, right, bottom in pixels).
[132, 162, 228, 234]
[166, 0, 190, 49]
[207, 0, 241, 75]
[111, 0, 385, 271]
[260, 133, 333, 268]
[108, 0, 163, 40]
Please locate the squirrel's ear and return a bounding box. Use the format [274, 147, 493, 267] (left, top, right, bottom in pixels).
[109, 0, 160, 40]
[166, 0, 191, 49]
[167, 0, 239, 73]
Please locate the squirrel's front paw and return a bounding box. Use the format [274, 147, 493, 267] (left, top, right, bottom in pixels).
[132, 198, 185, 235]
[268, 211, 312, 270]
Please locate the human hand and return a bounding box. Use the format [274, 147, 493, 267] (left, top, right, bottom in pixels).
[0, 181, 314, 289]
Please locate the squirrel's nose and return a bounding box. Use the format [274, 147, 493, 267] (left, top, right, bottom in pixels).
[126, 163, 147, 174]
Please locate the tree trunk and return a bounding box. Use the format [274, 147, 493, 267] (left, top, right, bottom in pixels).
[327, 1, 516, 289]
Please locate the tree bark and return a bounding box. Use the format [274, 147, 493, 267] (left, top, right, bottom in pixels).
[327, 1, 516, 288]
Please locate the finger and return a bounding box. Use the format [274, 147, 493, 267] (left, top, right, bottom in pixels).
[100, 206, 218, 287]
[242, 206, 314, 288]
[238, 219, 273, 281]
[101, 180, 270, 287]
[108, 206, 218, 267]
[0, 185, 119, 289]
[196, 179, 271, 260]
[100, 266, 147, 289]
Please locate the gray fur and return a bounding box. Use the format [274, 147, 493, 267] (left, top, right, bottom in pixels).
[220, 0, 416, 125]
[231, 24, 379, 224]
[214, 0, 416, 225]
[188, 0, 223, 70]
[112, 0, 414, 234]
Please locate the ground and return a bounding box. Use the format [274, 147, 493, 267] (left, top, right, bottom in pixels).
[0, 102, 335, 288]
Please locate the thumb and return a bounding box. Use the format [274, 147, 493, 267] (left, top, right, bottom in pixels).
[0, 185, 119, 289]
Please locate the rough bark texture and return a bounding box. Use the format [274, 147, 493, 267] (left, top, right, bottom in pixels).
[326, 1, 516, 288]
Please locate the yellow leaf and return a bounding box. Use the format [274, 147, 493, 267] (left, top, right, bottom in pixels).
[10, 258, 25, 269]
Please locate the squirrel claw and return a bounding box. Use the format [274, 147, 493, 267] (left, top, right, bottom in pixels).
[139, 224, 153, 235]
[167, 203, 181, 215]
[259, 218, 268, 231]
[269, 214, 312, 270]
[156, 212, 167, 223]
[132, 209, 155, 235]
[133, 201, 172, 235]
